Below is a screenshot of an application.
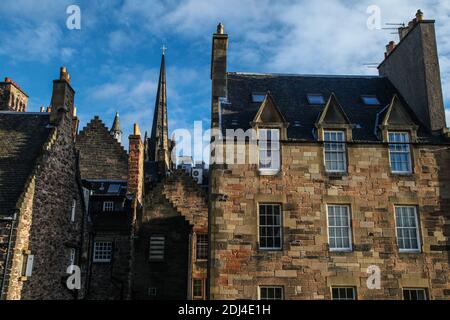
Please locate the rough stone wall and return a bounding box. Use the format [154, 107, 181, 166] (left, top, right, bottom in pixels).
[87, 232, 131, 300]
[210, 142, 450, 300]
[76, 117, 128, 181]
[3, 110, 85, 300]
[133, 171, 208, 299]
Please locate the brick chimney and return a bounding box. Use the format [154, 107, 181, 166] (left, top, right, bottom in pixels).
[0, 77, 29, 112]
[384, 41, 396, 58]
[211, 22, 228, 129]
[50, 67, 75, 125]
[128, 123, 144, 206]
[379, 10, 446, 132]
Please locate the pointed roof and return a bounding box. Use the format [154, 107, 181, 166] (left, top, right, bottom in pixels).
[111, 112, 122, 133]
[380, 95, 417, 127]
[316, 93, 351, 126]
[148, 53, 169, 162]
[252, 92, 287, 124]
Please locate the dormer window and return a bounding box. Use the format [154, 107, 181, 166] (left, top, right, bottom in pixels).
[388, 132, 412, 174]
[361, 95, 380, 106]
[258, 129, 280, 175]
[307, 94, 325, 105]
[324, 131, 347, 173]
[252, 93, 266, 103]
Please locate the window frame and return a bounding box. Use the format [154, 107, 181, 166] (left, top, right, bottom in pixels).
[195, 233, 208, 261]
[93, 241, 113, 263]
[259, 286, 284, 300]
[331, 287, 357, 300]
[103, 201, 114, 212]
[394, 206, 422, 253]
[192, 278, 205, 300]
[323, 130, 347, 173]
[258, 203, 283, 251]
[388, 132, 413, 174]
[258, 128, 281, 175]
[403, 288, 428, 300]
[326, 204, 353, 252]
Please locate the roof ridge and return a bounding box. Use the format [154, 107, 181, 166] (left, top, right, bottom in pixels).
[228, 72, 385, 79]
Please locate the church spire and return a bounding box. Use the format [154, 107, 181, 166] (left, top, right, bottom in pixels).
[148, 52, 170, 176]
[110, 112, 122, 143]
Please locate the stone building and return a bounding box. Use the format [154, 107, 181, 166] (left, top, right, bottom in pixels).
[0, 67, 86, 300]
[0, 77, 28, 112]
[209, 11, 450, 300]
[129, 53, 208, 300]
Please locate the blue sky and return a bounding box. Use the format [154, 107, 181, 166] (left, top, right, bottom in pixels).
[1, 0, 449, 160]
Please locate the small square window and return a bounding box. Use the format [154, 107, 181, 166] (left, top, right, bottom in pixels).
[148, 287, 157, 296]
[332, 287, 356, 300]
[403, 288, 427, 300]
[107, 184, 121, 193]
[307, 94, 325, 105]
[361, 95, 380, 106]
[93, 241, 112, 263]
[103, 201, 114, 212]
[252, 93, 266, 103]
[260, 286, 283, 300]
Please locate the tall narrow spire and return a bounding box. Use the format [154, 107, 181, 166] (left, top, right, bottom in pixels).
[110, 112, 122, 143]
[148, 53, 170, 176]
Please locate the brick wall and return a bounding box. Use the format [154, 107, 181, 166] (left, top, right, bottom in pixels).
[210, 142, 450, 300]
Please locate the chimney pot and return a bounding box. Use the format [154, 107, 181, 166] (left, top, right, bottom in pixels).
[416, 9, 424, 21]
[217, 23, 224, 34]
[40, 106, 45, 112]
[59, 66, 71, 83]
[4, 77, 11, 83]
[133, 123, 141, 136]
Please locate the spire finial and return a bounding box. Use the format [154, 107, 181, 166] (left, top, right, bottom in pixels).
[161, 44, 167, 55]
[217, 22, 224, 34]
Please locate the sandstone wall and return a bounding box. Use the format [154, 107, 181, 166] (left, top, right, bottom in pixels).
[210, 142, 450, 300]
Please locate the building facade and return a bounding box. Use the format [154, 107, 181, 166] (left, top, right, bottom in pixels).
[209, 11, 450, 300]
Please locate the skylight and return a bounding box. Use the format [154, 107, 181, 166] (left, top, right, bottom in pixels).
[361, 95, 380, 106]
[252, 93, 266, 103]
[107, 184, 121, 193]
[307, 94, 325, 105]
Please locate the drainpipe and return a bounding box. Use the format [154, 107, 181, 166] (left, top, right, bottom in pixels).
[1, 212, 18, 300]
[187, 232, 193, 300]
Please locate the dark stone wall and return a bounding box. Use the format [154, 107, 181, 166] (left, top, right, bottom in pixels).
[76, 117, 128, 181]
[132, 216, 191, 300]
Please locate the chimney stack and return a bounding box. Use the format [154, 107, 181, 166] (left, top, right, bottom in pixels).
[50, 66, 75, 125]
[211, 22, 228, 129]
[385, 41, 397, 58]
[0, 77, 29, 112]
[128, 123, 144, 206]
[379, 10, 446, 133]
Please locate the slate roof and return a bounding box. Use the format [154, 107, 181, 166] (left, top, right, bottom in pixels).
[223, 73, 435, 142]
[0, 112, 53, 216]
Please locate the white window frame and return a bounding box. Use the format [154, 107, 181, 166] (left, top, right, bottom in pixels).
[71, 199, 76, 222]
[323, 130, 347, 173]
[326, 205, 353, 252]
[258, 204, 282, 251]
[258, 128, 281, 175]
[331, 287, 357, 300]
[196, 233, 208, 261]
[93, 241, 113, 263]
[149, 236, 165, 261]
[103, 201, 114, 212]
[394, 206, 421, 253]
[403, 288, 427, 300]
[259, 286, 284, 300]
[388, 132, 412, 174]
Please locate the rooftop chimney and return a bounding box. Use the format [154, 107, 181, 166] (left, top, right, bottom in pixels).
[385, 41, 397, 58]
[0, 77, 29, 112]
[128, 123, 144, 206]
[379, 10, 446, 133]
[211, 23, 228, 129]
[50, 66, 75, 125]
